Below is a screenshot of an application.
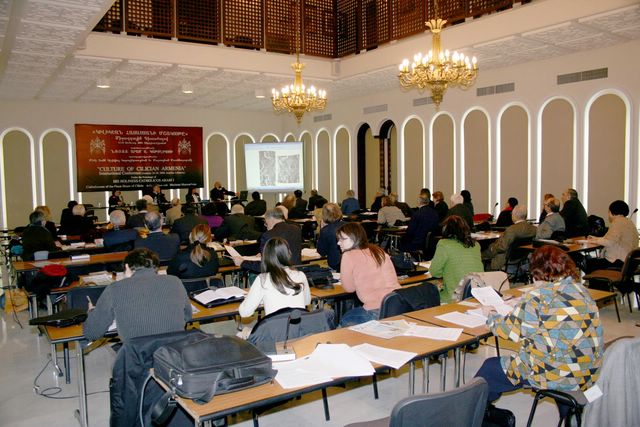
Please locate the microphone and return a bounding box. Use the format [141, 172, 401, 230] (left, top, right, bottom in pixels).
[283, 312, 302, 351]
[493, 202, 499, 216]
[632, 208, 638, 218]
[273, 312, 301, 361]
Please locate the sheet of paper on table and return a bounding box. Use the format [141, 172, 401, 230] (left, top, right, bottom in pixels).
[224, 245, 261, 262]
[352, 343, 417, 370]
[301, 248, 321, 259]
[471, 287, 512, 316]
[193, 286, 246, 305]
[349, 319, 412, 339]
[404, 325, 463, 341]
[435, 311, 487, 328]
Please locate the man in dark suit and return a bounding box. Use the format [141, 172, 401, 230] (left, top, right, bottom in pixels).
[103, 210, 137, 252]
[214, 204, 262, 241]
[560, 188, 589, 237]
[244, 191, 267, 217]
[170, 204, 208, 243]
[289, 190, 309, 219]
[21, 210, 60, 260]
[134, 212, 180, 262]
[399, 193, 439, 252]
[307, 189, 323, 211]
[126, 199, 149, 229]
[233, 208, 302, 273]
[482, 205, 536, 271]
[447, 193, 474, 230]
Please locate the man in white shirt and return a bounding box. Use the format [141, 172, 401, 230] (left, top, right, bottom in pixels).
[586, 200, 639, 272]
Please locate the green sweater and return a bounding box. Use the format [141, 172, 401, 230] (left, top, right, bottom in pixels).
[429, 239, 484, 303]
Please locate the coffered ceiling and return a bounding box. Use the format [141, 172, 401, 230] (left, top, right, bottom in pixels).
[0, 0, 638, 112]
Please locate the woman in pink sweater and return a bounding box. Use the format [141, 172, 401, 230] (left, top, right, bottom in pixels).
[337, 222, 400, 326]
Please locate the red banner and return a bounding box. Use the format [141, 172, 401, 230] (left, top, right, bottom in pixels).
[75, 124, 203, 192]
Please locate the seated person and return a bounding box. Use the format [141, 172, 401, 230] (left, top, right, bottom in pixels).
[21, 210, 60, 260]
[103, 210, 137, 252]
[389, 192, 413, 218]
[210, 181, 234, 201]
[482, 205, 536, 271]
[535, 197, 565, 240]
[337, 222, 400, 326]
[317, 203, 345, 271]
[538, 193, 555, 224]
[399, 193, 439, 253]
[164, 198, 183, 226]
[244, 191, 267, 217]
[432, 191, 448, 222]
[84, 248, 192, 342]
[495, 197, 518, 227]
[59, 204, 95, 237]
[288, 189, 308, 219]
[126, 199, 149, 229]
[475, 246, 602, 424]
[377, 196, 406, 227]
[185, 186, 201, 205]
[429, 215, 484, 303]
[171, 204, 208, 243]
[341, 189, 360, 215]
[167, 224, 219, 287]
[560, 188, 589, 237]
[34, 205, 57, 239]
[108, 190, 126, 214]
[370, 188, 386, 212]
[60, 200, 77, 231]
[312, 197, 328, 228]
[585, 200, 639, 273]
[239, 237, 310, 318]
[215, 204, 262, 241]
[134, 211, 180, 262]
[447, 193, 474, 230]
[201, 202, 223, 229]
[461, 189, 475, 216]
[233, 208, 302, 273]
[307, 189, 323, 211]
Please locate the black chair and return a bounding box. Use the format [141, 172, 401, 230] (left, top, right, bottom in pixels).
[584, 247, 640, 319]
[503, 236, 534, 283]
[526, 388, 588, 427]
[66, 286, 107, 310]
[345, 377, 488, 427]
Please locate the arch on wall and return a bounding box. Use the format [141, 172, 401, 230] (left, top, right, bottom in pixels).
[334, 126, 351, 202]
[356, 123, 372, 207]
[206, 132, 230, 197]
[538, 96, 576, 214]
[40, 129, 74, 222]
[39, 128, 74, 205]
[461, 107, 491, 213]
[284, 133, 295, 142]
[315, 128, 331, 200]
[233, 133, 256, 193]
[583, 89, 631, 214]
[0, 127, 36, 228]
[400, 115, 425, 202]
[497, 103, 530, 214]
[260, 133, 279, 142]
[585, 91, 630, 218]
[430, 112, 455, 202]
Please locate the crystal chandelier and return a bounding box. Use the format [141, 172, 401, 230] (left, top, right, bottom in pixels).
[398, 15, 478, 108]
[272, 52, 327, 123]
[271, 0, 327, 123]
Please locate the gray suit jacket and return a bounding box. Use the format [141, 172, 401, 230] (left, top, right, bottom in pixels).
[536, 213, 565, 239]
[483, 221, 537, 271]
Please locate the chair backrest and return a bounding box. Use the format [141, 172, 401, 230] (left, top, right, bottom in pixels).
[505, 236, 534, 265]
[33, 250, 49, 261]
[66, 286, 107, 310]
[473, 213, 492, 223]
[248, 307, 332, 353]
[380, 282, 440, 319]
[454, 271, 509, 301]
[389, 377, 488, 427]
[618, 248, 640, 292]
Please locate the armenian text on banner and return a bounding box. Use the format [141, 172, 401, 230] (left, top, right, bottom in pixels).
[75, 124, 203, 192]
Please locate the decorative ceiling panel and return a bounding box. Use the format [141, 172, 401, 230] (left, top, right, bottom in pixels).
[578, 4, 640, 33]
[66, 55, 122, 70]
[0, 0, 12, 17]
[117, 60, 173, 75]
[19, 20, 85, 43]
[522, 21, 597, 45]
[612, 24, 640, 39]
[555, 33, 625, 51]
[7, 52, 63, 68]
[24, 1, 100, 27]
[14, 37, 71, 55]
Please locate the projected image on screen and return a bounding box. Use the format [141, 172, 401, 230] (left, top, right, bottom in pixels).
[245, 142, 304, 192]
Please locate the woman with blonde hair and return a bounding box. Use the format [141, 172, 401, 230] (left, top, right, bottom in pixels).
[167, 223, 219, 291]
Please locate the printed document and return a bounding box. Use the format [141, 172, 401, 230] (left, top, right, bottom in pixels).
[193, 286, 246, 305]
[404, 325, 463, 341]
[352, 343, 417, 369]
[471, 287, 512, 316]
[435, 311, 487, 328]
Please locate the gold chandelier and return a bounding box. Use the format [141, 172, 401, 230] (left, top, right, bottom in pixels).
[271, 0, 327, 123]
[271, 52, 327, 123]
[398, 15, 478, 108]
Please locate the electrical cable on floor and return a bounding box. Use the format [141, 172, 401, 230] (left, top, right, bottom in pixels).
[33, 357, 108, 400]
[2, 284, 25, 329]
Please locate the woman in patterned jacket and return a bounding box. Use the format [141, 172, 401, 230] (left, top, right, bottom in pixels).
[475, 245, 603, 420]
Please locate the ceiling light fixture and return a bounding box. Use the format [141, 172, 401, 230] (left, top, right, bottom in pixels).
[181, 83, 193, 94]
[255, 89, 265, 99]
[397, 0, 478, 108]
[271, 0, 327, 123]
[96, 77, 110, 89]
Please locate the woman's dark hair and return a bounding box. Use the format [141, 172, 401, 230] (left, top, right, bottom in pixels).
[507, 197, 518, 208]
[336, 222, 386, 267]
[67, 200, 78, 209]
[124, 248, 160, 271]
[260, 237, 303, 295]
[530, 245, 579, 282]
[609, 200, 629, 217]
[201, 202, 218, 216]
[461, 190, 472, 203]
[441, 215, 475, 248]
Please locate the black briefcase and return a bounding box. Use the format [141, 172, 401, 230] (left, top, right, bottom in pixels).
[153, 333, 277, 405]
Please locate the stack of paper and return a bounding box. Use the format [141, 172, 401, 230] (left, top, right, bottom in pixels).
[82, 272, 113, 286]
[471, 287, 512, 316]
[224, 245, 261, 262]
[193, 286, 246, 305]
[352, 343, 417, 369]
[349, 319, 412, 339]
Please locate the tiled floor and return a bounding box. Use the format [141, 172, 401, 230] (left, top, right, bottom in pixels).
[0, 297, 637, 427]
